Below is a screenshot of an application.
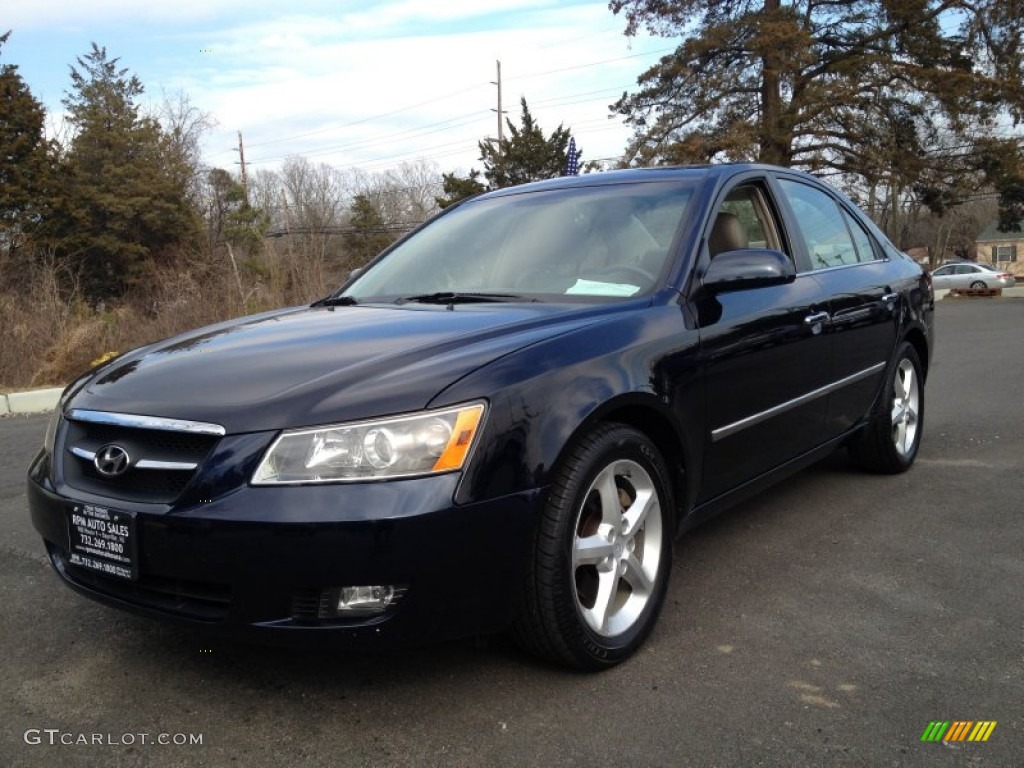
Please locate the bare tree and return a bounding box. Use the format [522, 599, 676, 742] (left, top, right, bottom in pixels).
[273, 157, 350, 298]
[153, 89, 216, 204]
[353, 160, 441, 231]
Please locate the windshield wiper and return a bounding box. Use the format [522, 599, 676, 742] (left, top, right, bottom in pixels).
[310, 295, 358, 307]
[395, 292, 536, 306]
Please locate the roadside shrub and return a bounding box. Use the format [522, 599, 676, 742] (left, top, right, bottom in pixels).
[0, 240, 346, 390]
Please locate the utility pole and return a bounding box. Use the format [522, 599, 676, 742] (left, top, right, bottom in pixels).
[491, 60, 505, 145]
[235, 130, 249, 206]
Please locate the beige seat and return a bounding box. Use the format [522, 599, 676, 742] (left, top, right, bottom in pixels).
[708, 212, 748, 257]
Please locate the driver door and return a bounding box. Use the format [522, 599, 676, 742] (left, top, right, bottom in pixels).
[695, 177, 833, 501]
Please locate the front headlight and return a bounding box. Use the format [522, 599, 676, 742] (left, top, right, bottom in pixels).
[251, 401, 487, 484]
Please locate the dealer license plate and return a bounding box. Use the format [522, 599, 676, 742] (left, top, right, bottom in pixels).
[67, 504, 138, 581]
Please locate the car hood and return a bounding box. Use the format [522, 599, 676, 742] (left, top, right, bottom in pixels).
[67, 303, 606, 433]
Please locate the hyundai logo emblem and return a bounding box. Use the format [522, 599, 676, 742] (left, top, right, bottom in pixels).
[94, 444, 131, 477]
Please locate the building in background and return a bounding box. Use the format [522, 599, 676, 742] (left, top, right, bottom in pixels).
[976, 222, 1023, 276]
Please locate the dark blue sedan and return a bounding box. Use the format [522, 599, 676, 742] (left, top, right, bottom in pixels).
[28, 165, 933, 669]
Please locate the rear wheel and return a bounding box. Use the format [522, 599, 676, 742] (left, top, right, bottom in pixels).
[850, 341, 924, 473]
[513, 424, 673, 669]
[970, 280, 987, 290]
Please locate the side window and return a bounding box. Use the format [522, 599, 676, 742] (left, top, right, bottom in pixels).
[932, 266, 953, 276]
[842, 210, 879, 262]
[778, 179, 859, 271]
[708, 184, 782, 258]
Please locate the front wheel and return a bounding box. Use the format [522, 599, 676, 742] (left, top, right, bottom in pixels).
[513, 424, 674, 669]
[849, 341, 924, 473]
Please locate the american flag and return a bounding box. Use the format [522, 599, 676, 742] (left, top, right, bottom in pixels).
[565, 136, 581, 176]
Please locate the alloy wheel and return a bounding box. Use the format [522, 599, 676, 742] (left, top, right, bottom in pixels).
[572, 459, 663, 637]
[891, 358, 920, 458]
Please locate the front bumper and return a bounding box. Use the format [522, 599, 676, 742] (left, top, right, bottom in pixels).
[27, 450, 542, 647]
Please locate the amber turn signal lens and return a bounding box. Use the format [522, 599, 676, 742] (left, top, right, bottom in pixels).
[432, 404, 485, 472]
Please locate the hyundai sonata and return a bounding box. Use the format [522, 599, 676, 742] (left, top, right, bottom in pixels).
[28, 165, 933, 669]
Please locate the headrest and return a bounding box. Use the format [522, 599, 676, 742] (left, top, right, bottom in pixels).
[708, 212, 749, 257]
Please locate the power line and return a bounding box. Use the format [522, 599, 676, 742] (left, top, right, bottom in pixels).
[246, 103, 626, 168]
[247, 81, 649, 167]
[242, 83, 488, 151]
[249, 110, 491, 165]
[535, 27, 625, 49]
[509, 47, 676, 80]
[533, 85, 636, 108]
[229, 47, 673, 160]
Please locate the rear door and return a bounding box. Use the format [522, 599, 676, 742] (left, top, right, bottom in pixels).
[774, 175, 898, 438]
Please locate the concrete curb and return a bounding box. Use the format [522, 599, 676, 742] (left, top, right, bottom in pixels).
[1, 387, 63, 415]
[936, 286, 1023, 300]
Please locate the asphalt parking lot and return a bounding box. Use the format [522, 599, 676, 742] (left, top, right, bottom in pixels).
[2, 297, 1021, 768]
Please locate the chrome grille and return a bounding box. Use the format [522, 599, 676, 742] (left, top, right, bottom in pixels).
[61, 411, 223, 503]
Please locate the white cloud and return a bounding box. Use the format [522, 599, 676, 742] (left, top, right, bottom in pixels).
[7, 0, 564, 32]
[179, 4, 662, 173]
[14, 0, 665, 175]
[6, 0, 253, 28]
[327, 0, 559, 34]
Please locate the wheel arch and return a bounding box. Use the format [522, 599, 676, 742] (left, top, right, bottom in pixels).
[558, 394, 693, 531]
[903, 326, 930, 381]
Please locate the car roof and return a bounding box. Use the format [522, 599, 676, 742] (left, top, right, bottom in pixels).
[475, 163, 826, 200]
[934, 261, 987, 269]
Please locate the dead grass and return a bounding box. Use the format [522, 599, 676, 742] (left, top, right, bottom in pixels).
[0, 239, 357, 390]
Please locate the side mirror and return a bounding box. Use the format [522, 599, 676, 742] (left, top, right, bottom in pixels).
[702, 249, 796, 293]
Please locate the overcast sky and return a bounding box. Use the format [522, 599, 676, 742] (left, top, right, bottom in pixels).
[4, 0, 673, 179]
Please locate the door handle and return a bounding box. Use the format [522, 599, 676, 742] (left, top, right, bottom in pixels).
[804, 311, 830, 327]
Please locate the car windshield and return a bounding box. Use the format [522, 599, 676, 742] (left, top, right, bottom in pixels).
[343, 181, 697, 303]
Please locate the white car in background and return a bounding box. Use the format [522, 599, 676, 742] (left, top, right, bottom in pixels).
[930, 262, 1016, 291]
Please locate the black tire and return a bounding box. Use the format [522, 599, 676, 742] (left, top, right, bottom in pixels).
[849, 341, 924, 474]
[512, 423, 674, 670]
[970, 280, 987, 290]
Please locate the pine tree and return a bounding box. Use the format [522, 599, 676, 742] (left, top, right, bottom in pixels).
[346, 194, 396, 266]
[0, 31, 54, 257]
[480, 98, 576, 188]
[439, 98, 581, 205]
[609, 0, 1024, 222]
[435, 170, 486, 209]
[205, 168, 267, 253]
[50, 43, 200, 298]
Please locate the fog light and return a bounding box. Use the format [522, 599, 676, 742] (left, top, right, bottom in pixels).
[291, 584, 407, 621]
[335, 585, 398, 616]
